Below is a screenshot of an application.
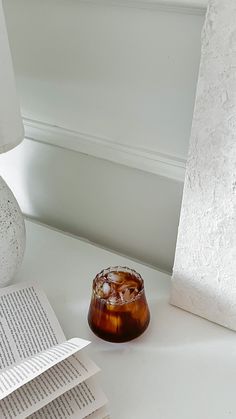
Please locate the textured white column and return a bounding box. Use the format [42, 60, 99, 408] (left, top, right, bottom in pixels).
[170, 0, 236, 330]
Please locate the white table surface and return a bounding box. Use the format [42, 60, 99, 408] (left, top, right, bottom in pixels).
[15, 220, 236, 419]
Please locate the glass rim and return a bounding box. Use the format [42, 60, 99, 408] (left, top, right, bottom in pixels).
[92, 266, 145, 305]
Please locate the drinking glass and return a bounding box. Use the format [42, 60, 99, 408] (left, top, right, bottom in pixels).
[88, 266, 150, 343]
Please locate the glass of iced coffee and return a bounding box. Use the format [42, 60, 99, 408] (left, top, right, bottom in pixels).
[88, 266, 150, 343]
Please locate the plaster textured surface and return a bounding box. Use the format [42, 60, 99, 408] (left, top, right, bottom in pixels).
[170, 0, 236, 330]
[0, 177, 25, 286]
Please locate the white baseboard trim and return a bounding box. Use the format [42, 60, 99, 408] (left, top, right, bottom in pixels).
[79, 0, 206, 16]
[23, 117, 186, 182]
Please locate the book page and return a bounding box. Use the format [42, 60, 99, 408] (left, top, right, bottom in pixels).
[0, 338, 90, 401]
[86, 406, 110, 419]
[0, 283, 65, 368]
[0, 351, 99, 418]
[28, 377, 108, 419]
[0, 282, 109, 419]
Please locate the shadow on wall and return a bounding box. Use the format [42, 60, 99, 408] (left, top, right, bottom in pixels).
[0, 138, 183, 272]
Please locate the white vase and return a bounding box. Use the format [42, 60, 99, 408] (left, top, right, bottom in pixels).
[0, 176, 26, 287]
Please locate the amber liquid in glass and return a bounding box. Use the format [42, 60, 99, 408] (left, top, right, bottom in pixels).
[88, 267, 150, 343]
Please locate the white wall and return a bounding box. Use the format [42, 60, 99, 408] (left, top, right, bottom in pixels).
[0, 0, 205, 272]
[5, 0, 204, 176]
[0, 139, 183, 272]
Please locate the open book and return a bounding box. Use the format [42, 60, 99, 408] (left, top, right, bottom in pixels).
[0, 282, 110, 418]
